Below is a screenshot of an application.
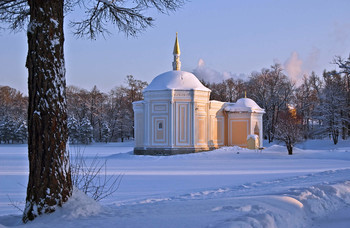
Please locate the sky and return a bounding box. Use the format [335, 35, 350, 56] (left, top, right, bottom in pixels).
[1, 0, 350, 95]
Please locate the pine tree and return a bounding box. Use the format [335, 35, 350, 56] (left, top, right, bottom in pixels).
[68, 117, 93, 144]
[68, 117, 79, 144]
[15, 120, 28, 143]
[0, 120, 6, 144]
[101, 122, 111, 143]
[79, 117, 93, 144]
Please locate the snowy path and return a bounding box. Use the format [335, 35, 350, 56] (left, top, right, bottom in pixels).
[1, 140, 350, 227]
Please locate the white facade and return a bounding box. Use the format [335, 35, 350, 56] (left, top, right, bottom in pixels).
[133, 35, 264, 155]
[133, 73, 265, 155]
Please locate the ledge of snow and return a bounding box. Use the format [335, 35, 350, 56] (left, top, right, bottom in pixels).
[225, 98, 265, 113]
[247, 134, 259, 140]
[144, 70, 211, 92]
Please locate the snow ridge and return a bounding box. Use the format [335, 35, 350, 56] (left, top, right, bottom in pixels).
[210, 181, 350, 228]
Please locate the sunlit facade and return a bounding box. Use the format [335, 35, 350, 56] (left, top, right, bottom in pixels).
[133, 34, 264, 155]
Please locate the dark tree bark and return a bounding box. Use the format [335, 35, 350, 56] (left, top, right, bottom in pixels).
[23, 0, 72, 222]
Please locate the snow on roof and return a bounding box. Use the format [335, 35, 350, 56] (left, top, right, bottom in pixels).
[132, 100, 144, 104]
[144, 70, 211, 92]
[225, 98, 265, 113]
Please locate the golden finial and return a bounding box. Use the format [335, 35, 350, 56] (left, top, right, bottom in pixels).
[172, 32, 181, 71]
[173, 32, 180, 55]
[244, 91, 247, 98]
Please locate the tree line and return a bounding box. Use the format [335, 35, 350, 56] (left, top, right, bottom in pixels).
[201, 54, 350, 145]
[1, 55, 349, 146]
[0, 86, 28, 143]
[0, 75, 147, 144]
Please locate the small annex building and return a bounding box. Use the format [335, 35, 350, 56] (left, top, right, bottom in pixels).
[133, 34, 265, 155]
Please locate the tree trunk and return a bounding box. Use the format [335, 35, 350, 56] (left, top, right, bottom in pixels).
[286, 144, 293, 155]
[23, 0, 72, 222]
[332, 129, 339, 145]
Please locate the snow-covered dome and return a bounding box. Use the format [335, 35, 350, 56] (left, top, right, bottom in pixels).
[144, 71, 211, 92]
[225, 98, 265, 113]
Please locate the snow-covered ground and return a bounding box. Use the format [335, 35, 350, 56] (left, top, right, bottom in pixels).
[1, 140, 350, 227]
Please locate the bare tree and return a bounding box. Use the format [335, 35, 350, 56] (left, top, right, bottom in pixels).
[0, 0, 184, 222]
[0, 86, 27, 122]
[70, 146, 123, 201]
[274, 110, 304, 155]
[224, 78, 246, 102]
[248, 64, 294, 143]
[295, 72, 322, 139]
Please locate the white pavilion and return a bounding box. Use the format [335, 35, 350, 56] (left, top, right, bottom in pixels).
[133, 34, 265, 155]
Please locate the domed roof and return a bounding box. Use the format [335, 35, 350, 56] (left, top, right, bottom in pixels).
[225, 98, 265, 113]
[144, 70, 210, 92]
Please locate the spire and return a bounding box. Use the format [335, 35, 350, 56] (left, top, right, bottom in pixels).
[173, 32, 181, 55]
[244, 91, 247, 98]
[172, 32, 181, 71]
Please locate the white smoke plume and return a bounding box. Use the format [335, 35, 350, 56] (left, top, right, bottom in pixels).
[284, 51, 303, 86]
[284, 49, 321, 86]
[193, 59, 246, 83]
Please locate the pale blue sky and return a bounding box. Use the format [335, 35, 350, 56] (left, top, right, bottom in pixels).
[1, 0, 350, 94]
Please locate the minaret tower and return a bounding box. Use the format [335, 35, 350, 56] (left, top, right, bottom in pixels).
[172, 32, 181, 71]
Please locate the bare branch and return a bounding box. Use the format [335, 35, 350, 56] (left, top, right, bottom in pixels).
[70, 0, 184, 39]
[333, 55, 350, 75]
[7, 194, 24, 213]
[70, 145, 123, 201]
[0, 0, 29, 31]
[1, 0, 184, 37]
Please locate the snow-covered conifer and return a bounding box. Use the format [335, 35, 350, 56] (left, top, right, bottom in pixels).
[314, 71, 349, 144]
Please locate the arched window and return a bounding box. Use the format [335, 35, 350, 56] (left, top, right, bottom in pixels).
[254, 122, 260, 136]
[158, 122, 163, 130]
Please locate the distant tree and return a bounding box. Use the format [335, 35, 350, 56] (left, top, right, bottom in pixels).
[0, 86, 27, 122]
[314, 70, 349, 144]
[0, 118, 16, 143]
[66, 86, 90, 122]
[125, 75, 148, 102]
[14, 120, 28, 143]
[274, 110, 304, 155]
[124, 75, 148, 138]
[207, 81, 227, 101]
[334, 54, 350, 83]
[295, 72, 322, 139]
[0, 86, 27, 144]
[79, 117, 94, 144]
[248, 64, 294, 142]
[223, 78, 246, 102]
[0, 0, 184, 222]
[68, 116, 93, 144]
[68, 117, 79, 144]
[333, 54, 350, 139]
[88, 86, 107, 142]
[107, 85, 128, 142]
[100, 121, 110, 143]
